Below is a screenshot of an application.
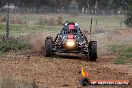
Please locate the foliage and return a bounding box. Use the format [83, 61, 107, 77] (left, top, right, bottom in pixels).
[109, 44, 132, 64]
[0, 16, 6, 23]
[115, 47, 132, 64]
[0, 37, 31, 52]
[0, 0, 131, 14]
[125, 1, 132, 27]
[57, 16, 63, 25]
[36, 16, 63, 26]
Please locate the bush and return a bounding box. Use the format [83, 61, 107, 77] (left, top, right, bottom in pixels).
[65, 20, 75, 23]
[57, 16, 63, 25]
[125, 2, 132, 27]
[37, 17, 46, 25]
[0, 38, 31, 52]
[11, 16, 25, 24]
[0, 16, 6, 23]
[47, 18, 56, 26]
[125, 16, 132, 27]
[37, 16, 62, 26]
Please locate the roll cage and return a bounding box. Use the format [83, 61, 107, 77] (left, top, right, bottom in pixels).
[60, 23, 82, 35]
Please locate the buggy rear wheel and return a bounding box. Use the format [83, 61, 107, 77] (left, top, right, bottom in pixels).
[44, 36, 53, 57]
[88, 41, 97, 61]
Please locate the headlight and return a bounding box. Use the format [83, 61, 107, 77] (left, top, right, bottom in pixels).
[66, 39, 75, 47]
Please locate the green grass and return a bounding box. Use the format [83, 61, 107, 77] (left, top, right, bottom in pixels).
[63, 15, 126, 30]
[0, 15, 129, 52]
[0, 24, 5, 34]
[0, 23, 62, 36]
[0, 39, 31, 53]
[109, 44, 132, 64]
[0, 14, 127, 36]
[109, 44, 126, 53]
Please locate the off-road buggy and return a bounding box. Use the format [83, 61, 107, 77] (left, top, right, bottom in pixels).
[44, 22, 97, 61]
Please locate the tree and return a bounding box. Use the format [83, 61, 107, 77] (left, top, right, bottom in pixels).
[125, 1, 132, 27]
[0, 0, 131, 15]
[0, 1, 3, 8]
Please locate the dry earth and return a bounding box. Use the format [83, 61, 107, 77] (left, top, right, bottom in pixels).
[0, 29, 132, 88]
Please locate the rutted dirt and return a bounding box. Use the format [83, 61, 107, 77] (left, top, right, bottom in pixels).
[0, 29, 132, 88]
[0, 54, 132, 88]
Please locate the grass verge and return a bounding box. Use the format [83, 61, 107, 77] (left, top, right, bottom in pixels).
[0, 38, 31, 53]
[109, 44, 132, 64]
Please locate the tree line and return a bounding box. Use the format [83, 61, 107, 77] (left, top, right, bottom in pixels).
[0, 0, 131, 14]
[0, 0, 131, 27]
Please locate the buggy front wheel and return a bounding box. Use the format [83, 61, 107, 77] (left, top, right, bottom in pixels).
[88, 41, 97, 61]
[44, 36, 53, 57]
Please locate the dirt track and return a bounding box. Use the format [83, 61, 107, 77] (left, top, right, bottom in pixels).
[0, 53, 132, 88]
[0, 29, 132, 88]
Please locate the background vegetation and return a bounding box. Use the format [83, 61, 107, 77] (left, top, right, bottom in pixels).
[125, 1, 132, 27]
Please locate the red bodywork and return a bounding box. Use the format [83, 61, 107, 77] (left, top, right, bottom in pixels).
[69, 24, 74, 30]
[67, 34, 74, 39]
